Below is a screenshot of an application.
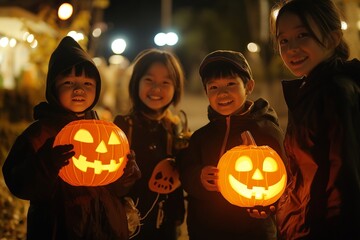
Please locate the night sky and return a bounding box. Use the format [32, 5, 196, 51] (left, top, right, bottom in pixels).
[102, 0, 215, 61]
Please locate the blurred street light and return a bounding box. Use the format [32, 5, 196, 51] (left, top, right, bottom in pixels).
[247, 42, 260, 53]
[58, 3, 73, 20]
[154, 32, 178, 46]
[67, 31, 84, 41]
[92, 28, 102, 38]
[108, 54, 129, 67]
[111, 38, 126, 54]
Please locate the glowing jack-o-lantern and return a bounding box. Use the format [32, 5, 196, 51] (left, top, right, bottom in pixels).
[54, 120, 130, 186]
[217, 131, 286, 207]
[148, 158, 181, 194]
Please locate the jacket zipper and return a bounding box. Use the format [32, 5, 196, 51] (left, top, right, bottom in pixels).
[219, 116, 231, 159]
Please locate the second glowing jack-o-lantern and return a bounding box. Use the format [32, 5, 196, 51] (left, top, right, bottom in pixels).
[217, 131, 286, 207]
[54, 120, 130, 186]
[148, 158, 181, 194]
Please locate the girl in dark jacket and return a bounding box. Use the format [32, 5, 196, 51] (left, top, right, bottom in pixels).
[271, 0, 360, 239]
[114, 49, 188, 240]
[2, 36, 141, 240]
[179, 50, 286, 240]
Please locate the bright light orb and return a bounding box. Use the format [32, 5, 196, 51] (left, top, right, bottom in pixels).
[247, 42, 260, 53]
[67, 31, 84, 42]
[111, 38, 127, 54]
[92, 28, 102, 38]
[154, 32, 179, 46]
[341, 21, 348, 30]
[166, 32, 178, 46]
[9, 38, 17, 48]
[0, 37, 9, 47]
[58, 3, 74, 20]
[154, 33, 167, 46]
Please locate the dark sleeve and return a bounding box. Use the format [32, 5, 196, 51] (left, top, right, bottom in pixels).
[253, 117, 287, 168]
[107, 156, 141, 197]
[164, 139, 188, 225]
[113, 115, 131, 136]
[266, 124, 287, 167]
[166, 186, 185, 225]
[2, 133, 59, 201]
[178, 131, 219, 200]
[326, 78, 360, 210]
[109, 115, 141, 196]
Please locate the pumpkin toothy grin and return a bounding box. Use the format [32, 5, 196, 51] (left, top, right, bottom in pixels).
[229, 174, 286, 200]
[54, 120, 130, 186]
[72, 155, 124, 174]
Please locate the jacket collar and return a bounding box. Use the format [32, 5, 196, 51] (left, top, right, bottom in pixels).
[207, 100, 254, 122]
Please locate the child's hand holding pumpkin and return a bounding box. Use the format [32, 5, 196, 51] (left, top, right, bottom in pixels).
[121, 150, 141, 187]
[38, 137, 75, 174]
[246, 205, 276, 219]
[200, 165, 219, 191]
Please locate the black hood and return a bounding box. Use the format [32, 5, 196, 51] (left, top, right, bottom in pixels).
[45, 36, 101, 111]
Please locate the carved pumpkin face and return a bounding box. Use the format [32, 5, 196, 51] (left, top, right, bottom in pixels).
[54, 120, 130, 186]
[148, 158, 181, 194]
[217, 144, 286, 207]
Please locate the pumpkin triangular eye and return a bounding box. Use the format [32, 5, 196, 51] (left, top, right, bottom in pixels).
[108, 131, 120, 145]
[74, 129, 94, 143]
[263, 157, 278, 172]
[235, 156, 253, 172]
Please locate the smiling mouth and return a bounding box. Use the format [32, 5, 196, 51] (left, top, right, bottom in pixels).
[290, 56, 307, 65]
[72, 96, 85, 102]
[148, 95, 162, 100]
[218, 100, 233, 106]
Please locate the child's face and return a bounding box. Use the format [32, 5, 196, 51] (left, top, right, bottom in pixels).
[206, 76, 249, 116]
[138, 62, 175, 111]
[277, 12, 335, 77]
[55, 68, 96, 115]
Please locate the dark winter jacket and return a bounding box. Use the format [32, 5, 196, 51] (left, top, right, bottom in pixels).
[114, 110, 186, 240]
[179, 98, 286, 240]
[2, 36, 141, 240]
[276, 57, 360, 240]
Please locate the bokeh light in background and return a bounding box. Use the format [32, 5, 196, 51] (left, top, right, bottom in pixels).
[67, 31, 84, 42]
[341, 21, 348, 30]
[0, 37, 9, 47]
[92, 28, 102, 38]
[9, 38, 17, 48]
[58, 3, 73, 20]
[247, 42, 260, 53]
[108, 54, 129, 67]
[111, 38, 126, 54]
[154, 32, 178, 46]
[25, 33, 34, 43]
